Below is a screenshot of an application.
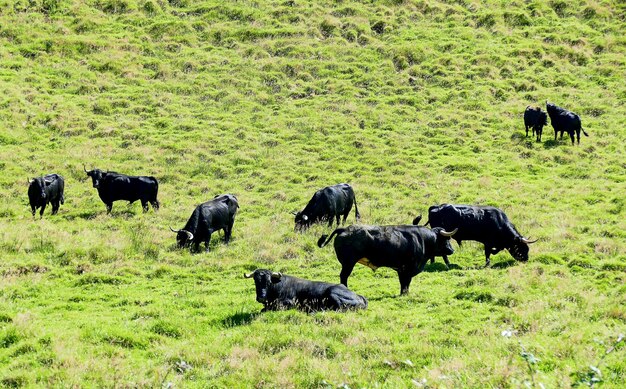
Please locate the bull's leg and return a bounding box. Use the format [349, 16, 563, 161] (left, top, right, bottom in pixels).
[106, 203, 113, 214]
[204, 234, 212, 252]
[141, 201, 149, 212]
[525, 125, 529, 137]
[336, 214, 341, 226]
[442, 255, 451, 268]
[554, 130, 558, 141]
[327, 216, 334, 227]
[429, 256, 435, 264]
[576, 130, 580, 145]
[560, 130, 564, 140]
[339, 262, 356, 287]
[31, 206, 36, 218]
[39, 203, 46, 218]
[398, 272, 413, 295]
[570, 131, 575, 145]
[484, 246, 492, 267]
[51, 201, 59, 215]
[151, 200, 159, 211]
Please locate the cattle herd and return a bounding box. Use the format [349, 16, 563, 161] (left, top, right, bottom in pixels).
[25, 102, 586, 312]
[524, 102, 589, 144]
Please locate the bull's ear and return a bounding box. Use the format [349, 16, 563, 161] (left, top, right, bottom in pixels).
[271, 272, 282, 282]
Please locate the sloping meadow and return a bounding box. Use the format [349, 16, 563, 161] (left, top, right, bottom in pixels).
[0, 0, 625, 387]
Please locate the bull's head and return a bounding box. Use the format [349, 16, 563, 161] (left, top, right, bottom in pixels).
[432, 227, 458, 257]
[244, 269, 282, 304]
[292, 211, 310, 232]
[84, 165, 104, 189]
[28, 177, 47, 202]
[509, 237, 538, 262]
[169, 227, 194, 248]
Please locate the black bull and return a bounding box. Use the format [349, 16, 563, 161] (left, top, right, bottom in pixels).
[84, 166, 159, 213]
[170, 194, 239, 252]
[524, 106, 548, 142]
[546, 102, 589, 145]
[28, 174, 65, 218]
[423, 204, 537, 266]
[293, 183, 360, 231]
[317, 225, 458, 295]
[244, 269, 368, 312]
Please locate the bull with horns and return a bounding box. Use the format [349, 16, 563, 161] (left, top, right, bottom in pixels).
[170, 194, 239, 252]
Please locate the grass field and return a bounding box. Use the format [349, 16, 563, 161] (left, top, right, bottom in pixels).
[1, 0, 625, 387]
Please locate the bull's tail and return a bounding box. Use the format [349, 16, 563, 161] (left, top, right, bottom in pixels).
[317, 228, 345, 248]
[582, 128, 589, 137]
[353, 195, 361, 222]
[412, 215, 422, 225]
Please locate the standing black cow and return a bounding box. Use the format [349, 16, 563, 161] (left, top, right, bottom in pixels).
[524, 106, 548, 142]
[546, 102, 589, 145]
[28, 174, 65, 218]
[170, 194, 239, 252]
[317, 225, 457, 295]
[423, 204, 537, 267]
[84, 166, 159, 213]
[293, 183, 360, 231]
[244, 269, 368, 312]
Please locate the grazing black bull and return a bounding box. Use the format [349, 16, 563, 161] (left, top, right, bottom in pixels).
[84, 166, 159, 213]
[170, 194, 239, 252]
[317, 225, 457, 295]
[28, 174, 65, 218]
[546, 102, 589, 145]
[293, 183, 360, 231]
[423, 204, 537, 267]
[244, 269, 368, 312]
[524, 106, 548, 142]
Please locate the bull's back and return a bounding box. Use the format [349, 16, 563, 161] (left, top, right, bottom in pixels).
[199, 202, 231, 230]
[105, 175, 158, 201]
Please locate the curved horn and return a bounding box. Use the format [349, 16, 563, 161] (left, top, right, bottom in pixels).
[290, 211, 297, 216]
[185, 230, 194, 241]
[244, 272, 254, 279]
[271, 272, 282, 281]
[439, 228, 458, 237]
[83, 164, 88, 173]
[521, 237, 538, 244]
[169, 226, 180, 233]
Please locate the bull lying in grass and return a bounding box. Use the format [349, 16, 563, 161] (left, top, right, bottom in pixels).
[244, 269, 368, 312]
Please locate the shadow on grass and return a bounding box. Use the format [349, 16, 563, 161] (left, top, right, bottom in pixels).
[510, 132, 526, 142]
[542, 139, 559, 149]
[222, 310, 259, 328]
[491, 259, 517, 269]
[64, 211, 100, 220]
[423, 262, 462, 272]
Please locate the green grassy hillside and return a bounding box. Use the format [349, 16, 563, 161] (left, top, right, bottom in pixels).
[1, 0, 625, 387]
